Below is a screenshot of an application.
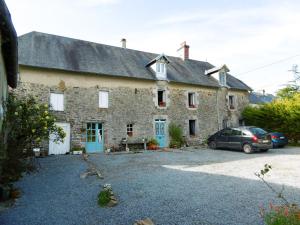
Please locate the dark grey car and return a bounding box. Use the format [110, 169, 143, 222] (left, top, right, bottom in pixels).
[207, 126, 272, 153]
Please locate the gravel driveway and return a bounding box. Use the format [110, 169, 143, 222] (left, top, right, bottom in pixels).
[1, 147, 300, 225]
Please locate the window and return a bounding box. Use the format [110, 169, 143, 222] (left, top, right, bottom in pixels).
[219, 71, 226, 86]
[127, 124, 133, 136]
[156, 63, 165, 74]
[221, 128, 232, 136]
[228, 95, 235, 109]
[99, 91, 109, 108]
[189, 120, 196, 136]
[50, 93, 64, 111]
[232, 129, 242, 136]
[157, 90, 166, 107]
[188, 93, 196, 108]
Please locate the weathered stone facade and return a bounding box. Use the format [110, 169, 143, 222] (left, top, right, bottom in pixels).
[16, 67, 250, 151]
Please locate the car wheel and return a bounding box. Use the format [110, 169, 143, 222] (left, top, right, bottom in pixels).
[260, 149, 269, 152]
[243, 144, 253, 154]
[209, 141, 217, 149]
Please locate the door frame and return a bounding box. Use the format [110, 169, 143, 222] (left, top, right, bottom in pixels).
[154, 118, 168, 148]
[85, 122, 104, 153]
[49, 122, 70, 155]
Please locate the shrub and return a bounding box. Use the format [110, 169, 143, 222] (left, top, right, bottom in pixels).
[97, 189, 111, 207]
[242, 93, 300, 143]
[0, 93, 65, 184]
[168, 123, 184, 148]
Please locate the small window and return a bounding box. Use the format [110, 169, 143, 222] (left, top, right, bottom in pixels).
[219, 72, 226, 86]
[189, 120, 196, 136]
[127, 124, 133, 136]
[99, 91, 109, 108]
[157, 90, 166, 107]
[188, 93, 196, 108]
[50, 93, 64, 111]
[229, 95, 235, 109]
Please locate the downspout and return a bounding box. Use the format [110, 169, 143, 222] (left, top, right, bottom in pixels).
[216, 88, 221, 130]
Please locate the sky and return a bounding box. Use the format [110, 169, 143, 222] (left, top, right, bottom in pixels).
[5, 0, 300, 94]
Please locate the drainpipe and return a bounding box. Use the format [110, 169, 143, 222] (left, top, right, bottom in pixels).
[216, 89, 221, 130]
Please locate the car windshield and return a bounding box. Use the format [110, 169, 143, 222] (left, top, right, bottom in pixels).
[249, 127, 267, 136]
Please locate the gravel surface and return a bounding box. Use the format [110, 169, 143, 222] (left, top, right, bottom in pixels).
[1, 147, 300, 225]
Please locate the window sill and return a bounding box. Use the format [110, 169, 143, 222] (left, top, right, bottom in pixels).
[188, 106, 197, 110]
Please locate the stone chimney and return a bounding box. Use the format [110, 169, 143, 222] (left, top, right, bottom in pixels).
[121, 38, 126, 48]
[177, 41, 190, 60]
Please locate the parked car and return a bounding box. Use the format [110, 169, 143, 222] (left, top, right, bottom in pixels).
[207, 126, 272, 153]
[270, 132, 288, 148]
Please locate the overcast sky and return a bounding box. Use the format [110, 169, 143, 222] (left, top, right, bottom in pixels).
[5, 0, 300, 94]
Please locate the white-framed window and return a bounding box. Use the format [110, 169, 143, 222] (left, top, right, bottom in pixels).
[127, 124, 133, 136]
[219, 71, 226, 86]
[157, 90, 166, 107]
[154, 62, 167, 80]
[50, 93, 64, 111]
[99, 91, 109, 108]
[228, 95, 235, 110]
[188, 92, 196, 108]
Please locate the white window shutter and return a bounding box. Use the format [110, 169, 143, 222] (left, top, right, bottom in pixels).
[50, 93, 64, 111]
[57, 94, 64, 111]
[99, 91, 109, 108]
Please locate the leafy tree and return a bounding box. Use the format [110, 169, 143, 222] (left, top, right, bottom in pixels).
[0, 93, 65, 182]
[276, 85, 300, 99]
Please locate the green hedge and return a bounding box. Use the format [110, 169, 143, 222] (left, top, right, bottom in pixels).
[242, 93, 300, 143]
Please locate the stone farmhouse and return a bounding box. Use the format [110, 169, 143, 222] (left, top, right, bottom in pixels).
[17, 31, 252, 154]
[0, 0, 18, 172]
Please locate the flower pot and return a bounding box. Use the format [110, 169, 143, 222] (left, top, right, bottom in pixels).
[72, 150, 83, 155]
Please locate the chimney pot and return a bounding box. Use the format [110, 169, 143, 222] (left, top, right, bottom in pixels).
[121, 38, 126, 48]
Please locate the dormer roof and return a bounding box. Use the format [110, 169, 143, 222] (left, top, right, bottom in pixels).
[146, 53, 170, 67]
[205, 64, 230, 76]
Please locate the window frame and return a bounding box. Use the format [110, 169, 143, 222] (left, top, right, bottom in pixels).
[157, 90, 166, 107]
[188, 92, 196, 108]
[219, 71, 226, 86]
[50, 93, 64, 111]
[228, 95, 235, 110]
[189, 119, 196, 136]
[126, 124, 133, 137]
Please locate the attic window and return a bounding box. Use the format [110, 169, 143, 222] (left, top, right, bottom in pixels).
[219, 71, 226, 86]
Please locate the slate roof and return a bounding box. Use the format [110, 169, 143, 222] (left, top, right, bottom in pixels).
[18, 31, 252, 91]
[249, 92, 275, 104]
[0, 0, 18, 88]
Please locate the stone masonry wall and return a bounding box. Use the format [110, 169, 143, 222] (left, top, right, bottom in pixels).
[15, 71, 249, 151]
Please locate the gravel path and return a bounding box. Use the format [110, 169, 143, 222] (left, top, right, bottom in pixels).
[1, 147, 300, 225]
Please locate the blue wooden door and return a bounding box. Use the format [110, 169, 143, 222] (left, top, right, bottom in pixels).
[85, 123, 103, 153]
[155, 120, 166, 148]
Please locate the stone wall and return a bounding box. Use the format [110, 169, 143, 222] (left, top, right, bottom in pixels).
[15, 67, 250, 151]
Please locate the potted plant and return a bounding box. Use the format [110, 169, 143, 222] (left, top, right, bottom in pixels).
[71, 146, 85, 155]
[147, 138, 159, 150]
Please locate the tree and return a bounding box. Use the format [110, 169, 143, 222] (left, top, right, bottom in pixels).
[0, 93, 65, 182]
[276, 85, 300, 99]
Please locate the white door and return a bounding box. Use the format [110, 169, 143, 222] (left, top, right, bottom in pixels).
[49, 122, 70, 155]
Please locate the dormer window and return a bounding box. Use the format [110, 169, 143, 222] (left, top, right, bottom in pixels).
[219, 71, 226, 86]
[146, 54, 170, 80]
